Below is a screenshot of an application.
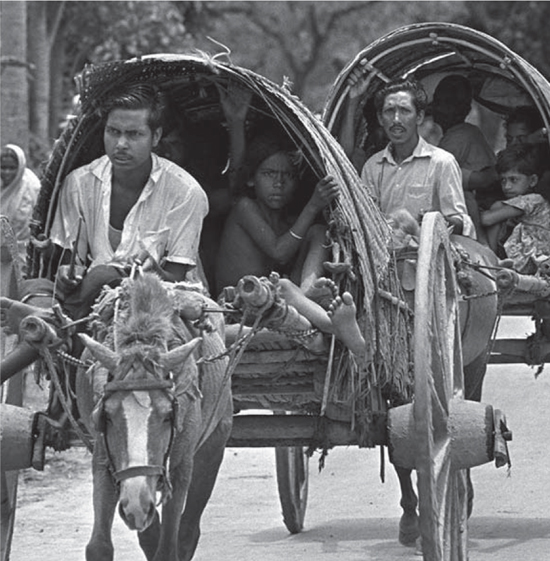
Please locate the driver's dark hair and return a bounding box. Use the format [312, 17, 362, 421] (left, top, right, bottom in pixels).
[374, 78, 428, 114]
[101, 83, 166, 131]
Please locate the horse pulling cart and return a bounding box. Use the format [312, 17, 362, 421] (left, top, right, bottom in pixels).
[1, 23, 548, 561]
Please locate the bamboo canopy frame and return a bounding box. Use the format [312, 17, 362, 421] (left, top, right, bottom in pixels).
[323, 22, 550, 153]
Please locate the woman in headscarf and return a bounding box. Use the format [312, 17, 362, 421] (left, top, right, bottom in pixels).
[1, 144, 41, 275]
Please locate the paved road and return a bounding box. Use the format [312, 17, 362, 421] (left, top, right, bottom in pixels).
[10, 317, 550, 560]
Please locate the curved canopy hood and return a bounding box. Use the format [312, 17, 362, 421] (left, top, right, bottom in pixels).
[323, 22, 550, 135]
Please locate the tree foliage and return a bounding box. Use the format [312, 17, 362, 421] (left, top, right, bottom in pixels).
[62, 1, 191, 66]
[21, 1, 198, 166]
[2, 0, 548, 167]
[459, 1, 550, 80]
[183, 1, 469, 109]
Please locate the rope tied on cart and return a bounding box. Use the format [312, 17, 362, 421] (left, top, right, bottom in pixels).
[40, 343, 95, 452]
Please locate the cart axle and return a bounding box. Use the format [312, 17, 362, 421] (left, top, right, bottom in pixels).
[387, 399, 511, 471]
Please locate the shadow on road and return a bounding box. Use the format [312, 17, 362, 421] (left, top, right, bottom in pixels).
[249, 517, 401, 543]
[469, 516, 550, 552]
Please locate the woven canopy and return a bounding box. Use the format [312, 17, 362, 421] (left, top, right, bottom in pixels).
[34, 55, 387, 276]
[323, 22, 550, 134]
[31, 52, 393, 304]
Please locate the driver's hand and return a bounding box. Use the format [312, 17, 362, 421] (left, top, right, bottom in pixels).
[346, 64, 370, 99]
[57, 264, 85, 292]
[445, 216, 463, 235]
[136, 248, 164, 278]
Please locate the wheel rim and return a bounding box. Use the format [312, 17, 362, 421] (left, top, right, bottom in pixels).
[413, 213, 468, 561]
[275, 446, 309, 534]
[1, 216, 23, 561]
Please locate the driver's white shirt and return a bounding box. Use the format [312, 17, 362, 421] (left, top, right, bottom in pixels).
[50, 153, 209, 271]
[361, 136, 476, 238]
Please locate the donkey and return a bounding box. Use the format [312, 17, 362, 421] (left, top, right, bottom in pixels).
[76, 272, 232, 561]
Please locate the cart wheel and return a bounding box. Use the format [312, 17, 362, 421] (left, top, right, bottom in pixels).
[414, 212, 468, 561]
[1, 373, 24, 561]
[1, 216, 23, 561]
[275, 446, 309, 534]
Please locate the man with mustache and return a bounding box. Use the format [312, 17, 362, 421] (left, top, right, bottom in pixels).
[359, 78, 475, 238]
[50, 83, 208, 320]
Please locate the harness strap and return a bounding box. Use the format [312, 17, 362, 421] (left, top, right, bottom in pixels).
[20, 292, 55, 304]
[114, 465, 165, 483]
[104, 379, 174, 394]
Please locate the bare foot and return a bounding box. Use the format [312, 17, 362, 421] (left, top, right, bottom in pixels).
[327, 292, 366, 356]
[304, 277, 338, 310]
[0, 297, 55, 335]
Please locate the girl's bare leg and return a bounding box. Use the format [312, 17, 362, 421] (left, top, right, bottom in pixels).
[278, 279, 332, 334]
[293, 224, 329, 294]
[279, 280, 366, 356]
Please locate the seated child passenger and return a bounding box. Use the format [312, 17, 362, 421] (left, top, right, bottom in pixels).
[480, 144, 550, 274]
[505, 105, 550, 202]
[215, 131, 366, 356]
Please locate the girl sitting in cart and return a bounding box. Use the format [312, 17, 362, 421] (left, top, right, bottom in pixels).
[504, 105, 550, 202]
[480, 144, 550, 274]
[215, 85, 367, 357]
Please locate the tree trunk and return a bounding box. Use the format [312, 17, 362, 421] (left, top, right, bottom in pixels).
[27, 1, 51, 152]
[0, 1, 29, 151]
[49, 33, 66, 141]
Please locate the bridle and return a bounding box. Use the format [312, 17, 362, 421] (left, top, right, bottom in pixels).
[95, 375, 179, 503]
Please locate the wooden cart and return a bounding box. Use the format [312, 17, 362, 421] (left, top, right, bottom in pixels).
[2, 24, 547, 561]
[323, 21, 550, 370]
[320, 23, 550, 558]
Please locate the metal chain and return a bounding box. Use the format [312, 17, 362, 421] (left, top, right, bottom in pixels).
[56, 349, 93, 369]
[197, 325, 258, 364]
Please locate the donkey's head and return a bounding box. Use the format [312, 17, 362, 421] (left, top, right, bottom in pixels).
[81, 273, 202, 531]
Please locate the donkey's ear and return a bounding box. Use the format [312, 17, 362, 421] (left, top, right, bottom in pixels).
[79, 334, 118, 372]
[160, 337, 202, 372]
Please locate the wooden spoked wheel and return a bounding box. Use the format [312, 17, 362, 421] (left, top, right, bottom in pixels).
[272, 407, 310, 534]
[1, 376, 23, 561]
[1, 217, 23, 561]
[275, 445, 309, 534]
[413, 212, 468, 561]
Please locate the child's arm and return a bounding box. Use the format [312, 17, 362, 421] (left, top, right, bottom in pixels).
[217, 81, 252, 196]
[480, 200, 523, 227]
[463, 165, 499, 192]
[236, 176, 339, 265]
